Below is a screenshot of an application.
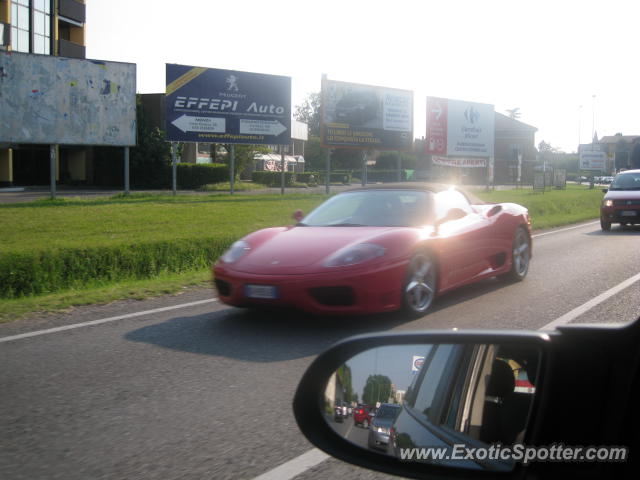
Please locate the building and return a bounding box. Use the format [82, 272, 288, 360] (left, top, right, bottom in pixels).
[0, 0, 86, 187]
[493, 113, 538, 184]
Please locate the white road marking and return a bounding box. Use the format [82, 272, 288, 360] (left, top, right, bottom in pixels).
[251, 448, 330, 480]
[0, 299, 217, 344]
[532, 220, 599, 238]
[540, 271, 640, 331]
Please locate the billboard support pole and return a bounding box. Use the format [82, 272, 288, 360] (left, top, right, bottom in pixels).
[124, 147, 130, 195]
[325, 149, 331, 194]
[171, 142, 177, 195]
[361, 151, 367, 187]
[230, 145, 235, 195]
[49, 145, 56, 200]
[280, 145, 285, 195]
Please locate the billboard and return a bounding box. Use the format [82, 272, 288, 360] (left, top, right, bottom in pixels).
[321, 78, 413, 150]
[426, 97, 494, 157]
[431, 156, 487, 168]
[0, 52, 136, 146]
[165, 64, 291, 145]
[579, 150, 606, 171]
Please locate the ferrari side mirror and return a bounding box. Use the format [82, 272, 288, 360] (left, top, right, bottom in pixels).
[293, 210, 304, 222]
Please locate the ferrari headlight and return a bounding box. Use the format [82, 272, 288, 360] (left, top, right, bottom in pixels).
[324, 243, 386, 267]
[221, 240, 250, 263]
[376, 427, 390, 434]
[603, 199, 614, 207]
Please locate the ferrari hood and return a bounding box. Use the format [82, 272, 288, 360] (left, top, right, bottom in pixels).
[234, 226, 394, 274]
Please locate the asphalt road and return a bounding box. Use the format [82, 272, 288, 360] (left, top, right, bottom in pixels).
[1, 221, 639, 480]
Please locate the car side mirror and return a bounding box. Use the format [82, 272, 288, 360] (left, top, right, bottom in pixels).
[294, 331, 549, 477]
[602, 188, 608, 193]
[433, 208, 467, 233]
[293, 210, 304, 222]
[293, 323, 639, 479]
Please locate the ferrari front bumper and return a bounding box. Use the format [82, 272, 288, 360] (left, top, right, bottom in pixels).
[213, 261, 407, 315]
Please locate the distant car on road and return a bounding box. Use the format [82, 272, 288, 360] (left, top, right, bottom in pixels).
[353, 405, 376, 428]
[334, 403, 348, 423]
[367, 403, 401, 451]
[600, 169, 640, 231]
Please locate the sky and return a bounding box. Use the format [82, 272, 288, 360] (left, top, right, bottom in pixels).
[86, 0, 640, 153]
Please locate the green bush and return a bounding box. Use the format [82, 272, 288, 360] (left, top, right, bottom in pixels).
[0, 238, 235, 299]
[177, 163, 229, 189]
[251, 171, 296, 187]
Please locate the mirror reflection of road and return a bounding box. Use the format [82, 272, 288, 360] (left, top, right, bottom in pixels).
[326, 414, 372, 451]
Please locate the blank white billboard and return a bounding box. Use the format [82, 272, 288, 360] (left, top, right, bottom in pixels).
[0, 52, 136, 146]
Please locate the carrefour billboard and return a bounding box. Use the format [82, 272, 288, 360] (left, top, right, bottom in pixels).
[165, 64, 291, 145]
[426, 97, 494, 157]
[321, 78, 413, 150]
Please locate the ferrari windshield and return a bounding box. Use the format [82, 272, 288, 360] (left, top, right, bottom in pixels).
[609, 172, 640, 190]
[301, 190, 433, 227]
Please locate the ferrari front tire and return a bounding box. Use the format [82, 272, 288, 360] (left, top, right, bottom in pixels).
[600, 218, 611, 231]
[502, 226, 531, 282]
[402, 252, 437, 317]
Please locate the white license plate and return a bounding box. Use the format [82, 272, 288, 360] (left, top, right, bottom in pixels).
[621, 210, 637, 217]
[245, 284, 278, 299]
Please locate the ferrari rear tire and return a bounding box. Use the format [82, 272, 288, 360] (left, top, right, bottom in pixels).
[502, 226, 531, 282]
[402, 252, 437, 317]
[600, 218, 611, 231]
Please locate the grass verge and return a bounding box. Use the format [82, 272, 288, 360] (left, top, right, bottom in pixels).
[0, 185, 602, 322]
[0, 270, 212, 324]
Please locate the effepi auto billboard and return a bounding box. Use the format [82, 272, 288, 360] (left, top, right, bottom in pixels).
[165, 64, 291, 145]
[426, 97, 494, 157]
[321, 78, 413, 150]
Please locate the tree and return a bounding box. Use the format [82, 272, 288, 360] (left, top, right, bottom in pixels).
[224, 144, 271, 176]
[130, 94, 171, 188]
[294, 92, 321, 137]
[538, 140, 559, 153]
[506, 107, 521, 119]
[362, 374, 392, 405]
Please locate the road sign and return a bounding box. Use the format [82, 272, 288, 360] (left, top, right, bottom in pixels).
[412, 355, 425, 372]
[426, 97, 494, 157]
[321, 78, 413, 151]
[165, 64, 291, 144]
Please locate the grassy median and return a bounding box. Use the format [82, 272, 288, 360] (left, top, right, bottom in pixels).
[0, 185, 603, 321]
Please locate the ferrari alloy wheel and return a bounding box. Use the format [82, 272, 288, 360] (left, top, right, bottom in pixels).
[503, 226, 530, 282]
[600, 217, 611, 231]
[403, 252, 437, 317]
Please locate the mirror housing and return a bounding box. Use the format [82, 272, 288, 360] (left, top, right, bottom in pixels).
[602, 188, 608, 193]
[433, 208, 467, 234]
[294, 330, 552, 479]
[293, 323, 640, 479]
[293, 209, 304, 222]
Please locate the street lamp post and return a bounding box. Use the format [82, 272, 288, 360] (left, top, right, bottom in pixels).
[591, 94, 596, 145]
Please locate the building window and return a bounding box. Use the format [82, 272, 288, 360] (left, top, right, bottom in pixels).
[10, 0, 51, 54]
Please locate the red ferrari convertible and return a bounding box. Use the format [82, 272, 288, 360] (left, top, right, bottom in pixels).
[213, 184, 531, 317]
